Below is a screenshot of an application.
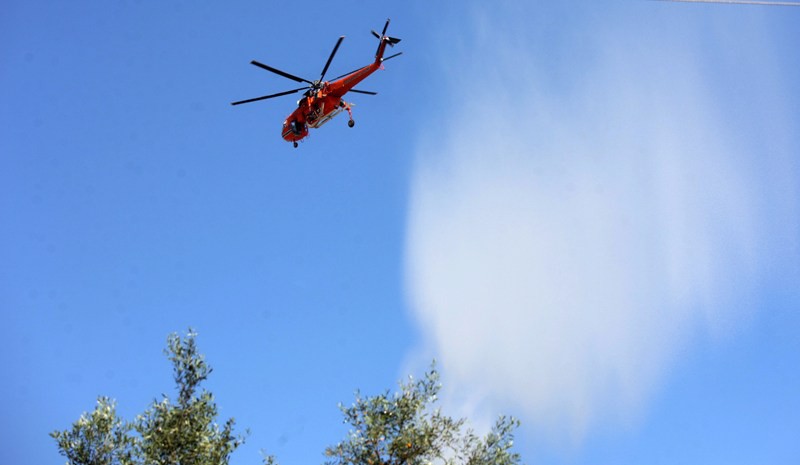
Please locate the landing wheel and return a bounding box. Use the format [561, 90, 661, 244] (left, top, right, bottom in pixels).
[348, 119, 355, 128]
[293, 141, 298, 148]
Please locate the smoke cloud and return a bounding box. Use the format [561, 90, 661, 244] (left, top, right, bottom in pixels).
[404, 6, 798, 441]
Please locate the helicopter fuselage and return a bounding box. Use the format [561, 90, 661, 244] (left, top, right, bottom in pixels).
[232, 19, 401, 147]
[281, 59, 382, 144]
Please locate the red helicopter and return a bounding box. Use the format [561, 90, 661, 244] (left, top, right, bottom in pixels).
[232, 19, 402, 148]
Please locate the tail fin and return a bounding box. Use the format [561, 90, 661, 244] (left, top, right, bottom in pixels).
[373, 19, 402, 62]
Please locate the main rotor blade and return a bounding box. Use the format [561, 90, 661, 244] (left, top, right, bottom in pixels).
[349, 89, 377, 95]
[250, 60, 314, 85]
[330, 64, 370, 82]
[381, 51, 403, 62]
[231, 87, 308, 106]
[319, 36, 345, 83]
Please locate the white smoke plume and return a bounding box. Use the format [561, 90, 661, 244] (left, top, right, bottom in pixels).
[404, 6, 798, 441]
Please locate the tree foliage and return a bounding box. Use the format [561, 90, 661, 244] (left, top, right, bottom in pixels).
[135, 331, 244, 465]
[53, 332, 522, 465]
[51, 330, 244, 465]
[324, 368, 521, 465]
[50, 397, 134, 465]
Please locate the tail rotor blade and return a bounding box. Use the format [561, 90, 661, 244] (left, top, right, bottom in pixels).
[374, 19, 393, 56]
[371, 30, 381, 39]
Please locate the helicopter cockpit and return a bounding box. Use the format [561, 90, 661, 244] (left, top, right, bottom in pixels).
[289, 120, 305, 135]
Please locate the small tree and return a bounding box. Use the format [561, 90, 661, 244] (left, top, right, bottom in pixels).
[53, 333, 523, 465]
[50, 397, 134, 465]
[324, 368, 521, 465]
[135, 330, 244, 465]
[51, 329, 244, 465]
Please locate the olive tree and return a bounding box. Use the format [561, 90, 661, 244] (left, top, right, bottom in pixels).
[51, 330, 244, 465]
[324, 368, 521, 465]
[50, 397, 135, 465]
[53, 332, 523, 465]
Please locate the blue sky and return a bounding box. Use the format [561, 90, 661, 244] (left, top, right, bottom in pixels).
[2, 1, 798, 465]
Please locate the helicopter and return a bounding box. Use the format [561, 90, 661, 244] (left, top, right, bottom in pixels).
[232, 19, 402, 148]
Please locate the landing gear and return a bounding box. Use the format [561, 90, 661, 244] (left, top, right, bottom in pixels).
[342, 100, 355, 128]
[293, 141, 298, 148]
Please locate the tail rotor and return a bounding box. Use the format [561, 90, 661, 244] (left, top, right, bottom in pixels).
[373, 18, 402, 61]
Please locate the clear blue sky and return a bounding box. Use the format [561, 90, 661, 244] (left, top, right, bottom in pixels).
[2, 1, 798, 465]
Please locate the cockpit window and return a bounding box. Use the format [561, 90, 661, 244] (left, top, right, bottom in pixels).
[290, 120, 304, 135]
